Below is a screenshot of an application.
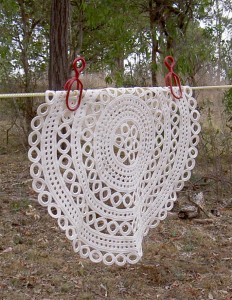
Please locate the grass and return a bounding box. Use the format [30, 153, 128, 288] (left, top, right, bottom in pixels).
[10, 199, 31, 212]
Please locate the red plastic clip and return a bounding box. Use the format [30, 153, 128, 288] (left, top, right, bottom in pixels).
[164, 56, 182, 99]
[64, 57, 86, 111]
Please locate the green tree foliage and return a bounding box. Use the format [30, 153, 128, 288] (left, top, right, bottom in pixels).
[172, 22, 215, 86]
[143, 0, 202, 85]
[79, 0, 140, 86]
[0, 0, 49, 92]
[201, 0, 232, 80]
[1, 0, 230, 89]
[77, 0, 220, 86]
[0, 0, 49, 147]
[0, 0, 230, 95]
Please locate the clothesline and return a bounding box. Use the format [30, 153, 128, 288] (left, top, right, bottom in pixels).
[0, 85, 231, 99]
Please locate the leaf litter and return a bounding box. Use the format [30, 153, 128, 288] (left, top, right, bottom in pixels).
[0, 153, 232, 300]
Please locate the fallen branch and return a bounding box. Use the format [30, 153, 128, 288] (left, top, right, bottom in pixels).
[187, 192, 212, 218]
[192, 218, 215, 224]
[178, 205, 199, 219]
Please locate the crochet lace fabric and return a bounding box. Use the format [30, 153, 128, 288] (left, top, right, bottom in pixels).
[28, 87, 200, 265]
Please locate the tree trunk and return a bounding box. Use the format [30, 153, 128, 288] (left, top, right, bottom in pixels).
[115, 56, 124, 86]
[149, 0, 158, 86]
[49, 0, 70, 90]
[215, 0, 222, 83]
[70, 0, 84, 64]
[17, 0, 35, 147]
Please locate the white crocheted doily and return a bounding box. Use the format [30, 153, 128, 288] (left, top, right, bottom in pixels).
[28, 87, 200, 265]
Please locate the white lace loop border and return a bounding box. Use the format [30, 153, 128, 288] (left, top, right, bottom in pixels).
[28, 86, 201, 266]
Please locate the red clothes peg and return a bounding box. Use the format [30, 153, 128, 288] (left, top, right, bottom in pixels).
[164, 56, 182, 99]
[64, 57, 86, 111]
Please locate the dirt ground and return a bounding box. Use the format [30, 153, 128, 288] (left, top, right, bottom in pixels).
[0, 148, 232, 300]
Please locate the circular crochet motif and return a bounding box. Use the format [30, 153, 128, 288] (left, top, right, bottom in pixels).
[28, 87, 201, 265]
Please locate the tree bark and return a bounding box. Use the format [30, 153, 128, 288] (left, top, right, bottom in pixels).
[70, 0, 84, 63]
[149, 0, 158, 86]
[49, 0, 70, 90]
[215, 0, 222, 82]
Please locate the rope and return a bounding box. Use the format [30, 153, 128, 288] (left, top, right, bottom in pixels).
[192, 85, 232, 90]
[0, 85, 232, 99]
[0, 92, 45, 98]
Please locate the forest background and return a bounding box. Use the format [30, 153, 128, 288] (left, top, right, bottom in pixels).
[0, 0, 232, 143]
[0, 0, 231, 190]
[0, 0, 231, 133]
